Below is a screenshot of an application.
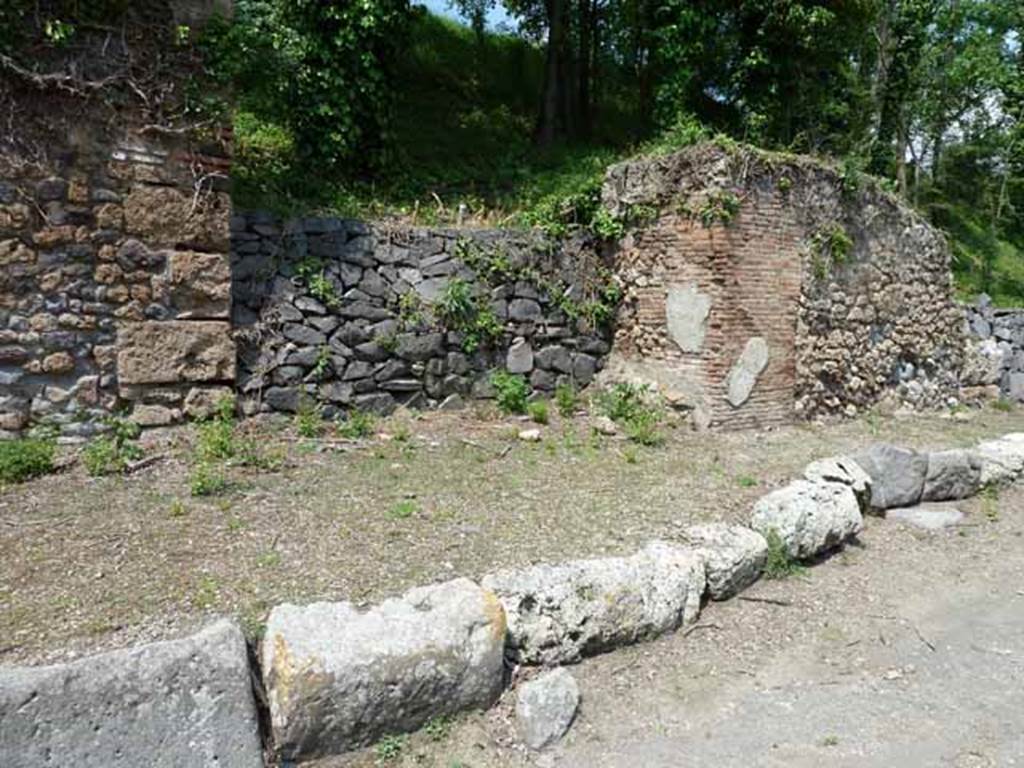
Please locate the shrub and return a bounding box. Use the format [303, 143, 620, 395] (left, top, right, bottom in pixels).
[554, 382, 578, 417]
[491, 370, 529, 414]
[83, 418, 142, 476]
[337, 408, 375, 439]
[0, 437, 56, 484]
[527, 400, 549, 424]
[597, 382, 664, 445]
[295, 397, 323, 438]
[190, 460, 228, 497]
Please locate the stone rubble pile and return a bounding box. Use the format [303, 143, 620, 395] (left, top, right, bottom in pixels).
[3, 433, 1023, 765]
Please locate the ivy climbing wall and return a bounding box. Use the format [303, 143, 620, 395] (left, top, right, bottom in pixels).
[231, 213, 616, 416]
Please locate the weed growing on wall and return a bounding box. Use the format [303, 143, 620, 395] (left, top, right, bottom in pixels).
[809, 222, 855, 280]
[452, 238, 622, 334]
[295, 257, 340, 307]
[435, 277, 504, 353]
[697, 190, 741, 227]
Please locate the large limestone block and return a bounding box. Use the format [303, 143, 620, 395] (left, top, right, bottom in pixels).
[262, 578, 507, 761]
[750, 480, 863, 560]
[0, 620, 262, 768]
[726, 337, 769, 407]
[804, 456, 873, 514]
[123, 185, 229, 251]
[117, 321, 236, 384]
[666, 282, 712, 353]
[975, 433, 1024, 485]
[852, 444, 929, 511]
[961, 338, 1006, 386]
[165, 251, 231, 318]
[922, 449, 982, 501]
[678, 523, 767, 600]
[481, 541, 705, 666]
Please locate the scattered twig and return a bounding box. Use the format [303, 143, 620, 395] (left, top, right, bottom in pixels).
[125, 454, 166, 474]
[496, 444, 513, 459]
[738, 595, 792, 607]
[683, 622, 721, 637]
[911, 623, 936, 653]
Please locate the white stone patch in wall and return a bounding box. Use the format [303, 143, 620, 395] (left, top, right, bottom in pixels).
[726, 337, 769, 407]
[666, 282, 712, 353]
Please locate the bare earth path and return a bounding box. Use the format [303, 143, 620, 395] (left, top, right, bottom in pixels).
[346, 483, 1024, 768]
[2, 404, 1023, 669]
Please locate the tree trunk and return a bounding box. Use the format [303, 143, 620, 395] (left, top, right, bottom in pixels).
[536, 0, 569, 146]
[577, 0, 594, 140]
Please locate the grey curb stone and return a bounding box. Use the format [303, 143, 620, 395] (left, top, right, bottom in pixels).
[482, 540, 705, 666]
[0, 619, 262, 768]
[750, 480, 863, 560]
[261, 577, 506, 761]
[853, 444, 929, 511]
[678, 523, 768, 600]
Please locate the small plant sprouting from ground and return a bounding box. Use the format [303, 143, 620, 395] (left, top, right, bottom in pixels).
[491, 370, 529, 414]
[196, 396, 237, 462]
[295, 397, 324, 438]
[555, 382, 578, 417]
[83, 417, 143, 477]
[736, 475, 759, 488]
[527, 399, 549, 424]
[764, 529, 806, 579]
[424, 714, 453, 742]
[0, 434, 56, 484]
[190, 460, 228, 497]
[622, 445, 639, 464]
[981, 485, 1000, 522]
[597, 382, 664, 446]
[991, 399, 1013, 412]
[697, 190, 741, 227]
[168, 498, 187, 518]
[338, 408, 375, 439]
[375, 733, 407, 761]
[389, 499, 418, 520]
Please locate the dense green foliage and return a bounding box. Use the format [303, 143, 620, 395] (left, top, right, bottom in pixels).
[12, 0, 1014, 301]
[0, 437, 56, 485]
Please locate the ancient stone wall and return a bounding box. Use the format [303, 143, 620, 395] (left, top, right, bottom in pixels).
[231, 213, 613, 416]
[964, 297, 1024, 401]
[601, 143, 965, 428]
[0, 2, 233, 436]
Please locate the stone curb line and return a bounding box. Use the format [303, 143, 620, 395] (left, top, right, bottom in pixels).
[2, 433, 1022, 766]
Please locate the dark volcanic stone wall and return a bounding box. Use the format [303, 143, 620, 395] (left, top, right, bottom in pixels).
[231, 213, 613, 416]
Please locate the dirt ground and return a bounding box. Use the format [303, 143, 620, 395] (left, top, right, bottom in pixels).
[1, 401, 1022, 669]
[319, 477, 1024, 768]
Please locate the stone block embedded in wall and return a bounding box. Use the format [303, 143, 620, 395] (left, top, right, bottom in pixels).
[117, 321, 236, 385]
[726, 337, 770, 407]
[123, 185, 230, 252]
[666, 282, 711, 353]
[163, 251, 231, 318]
